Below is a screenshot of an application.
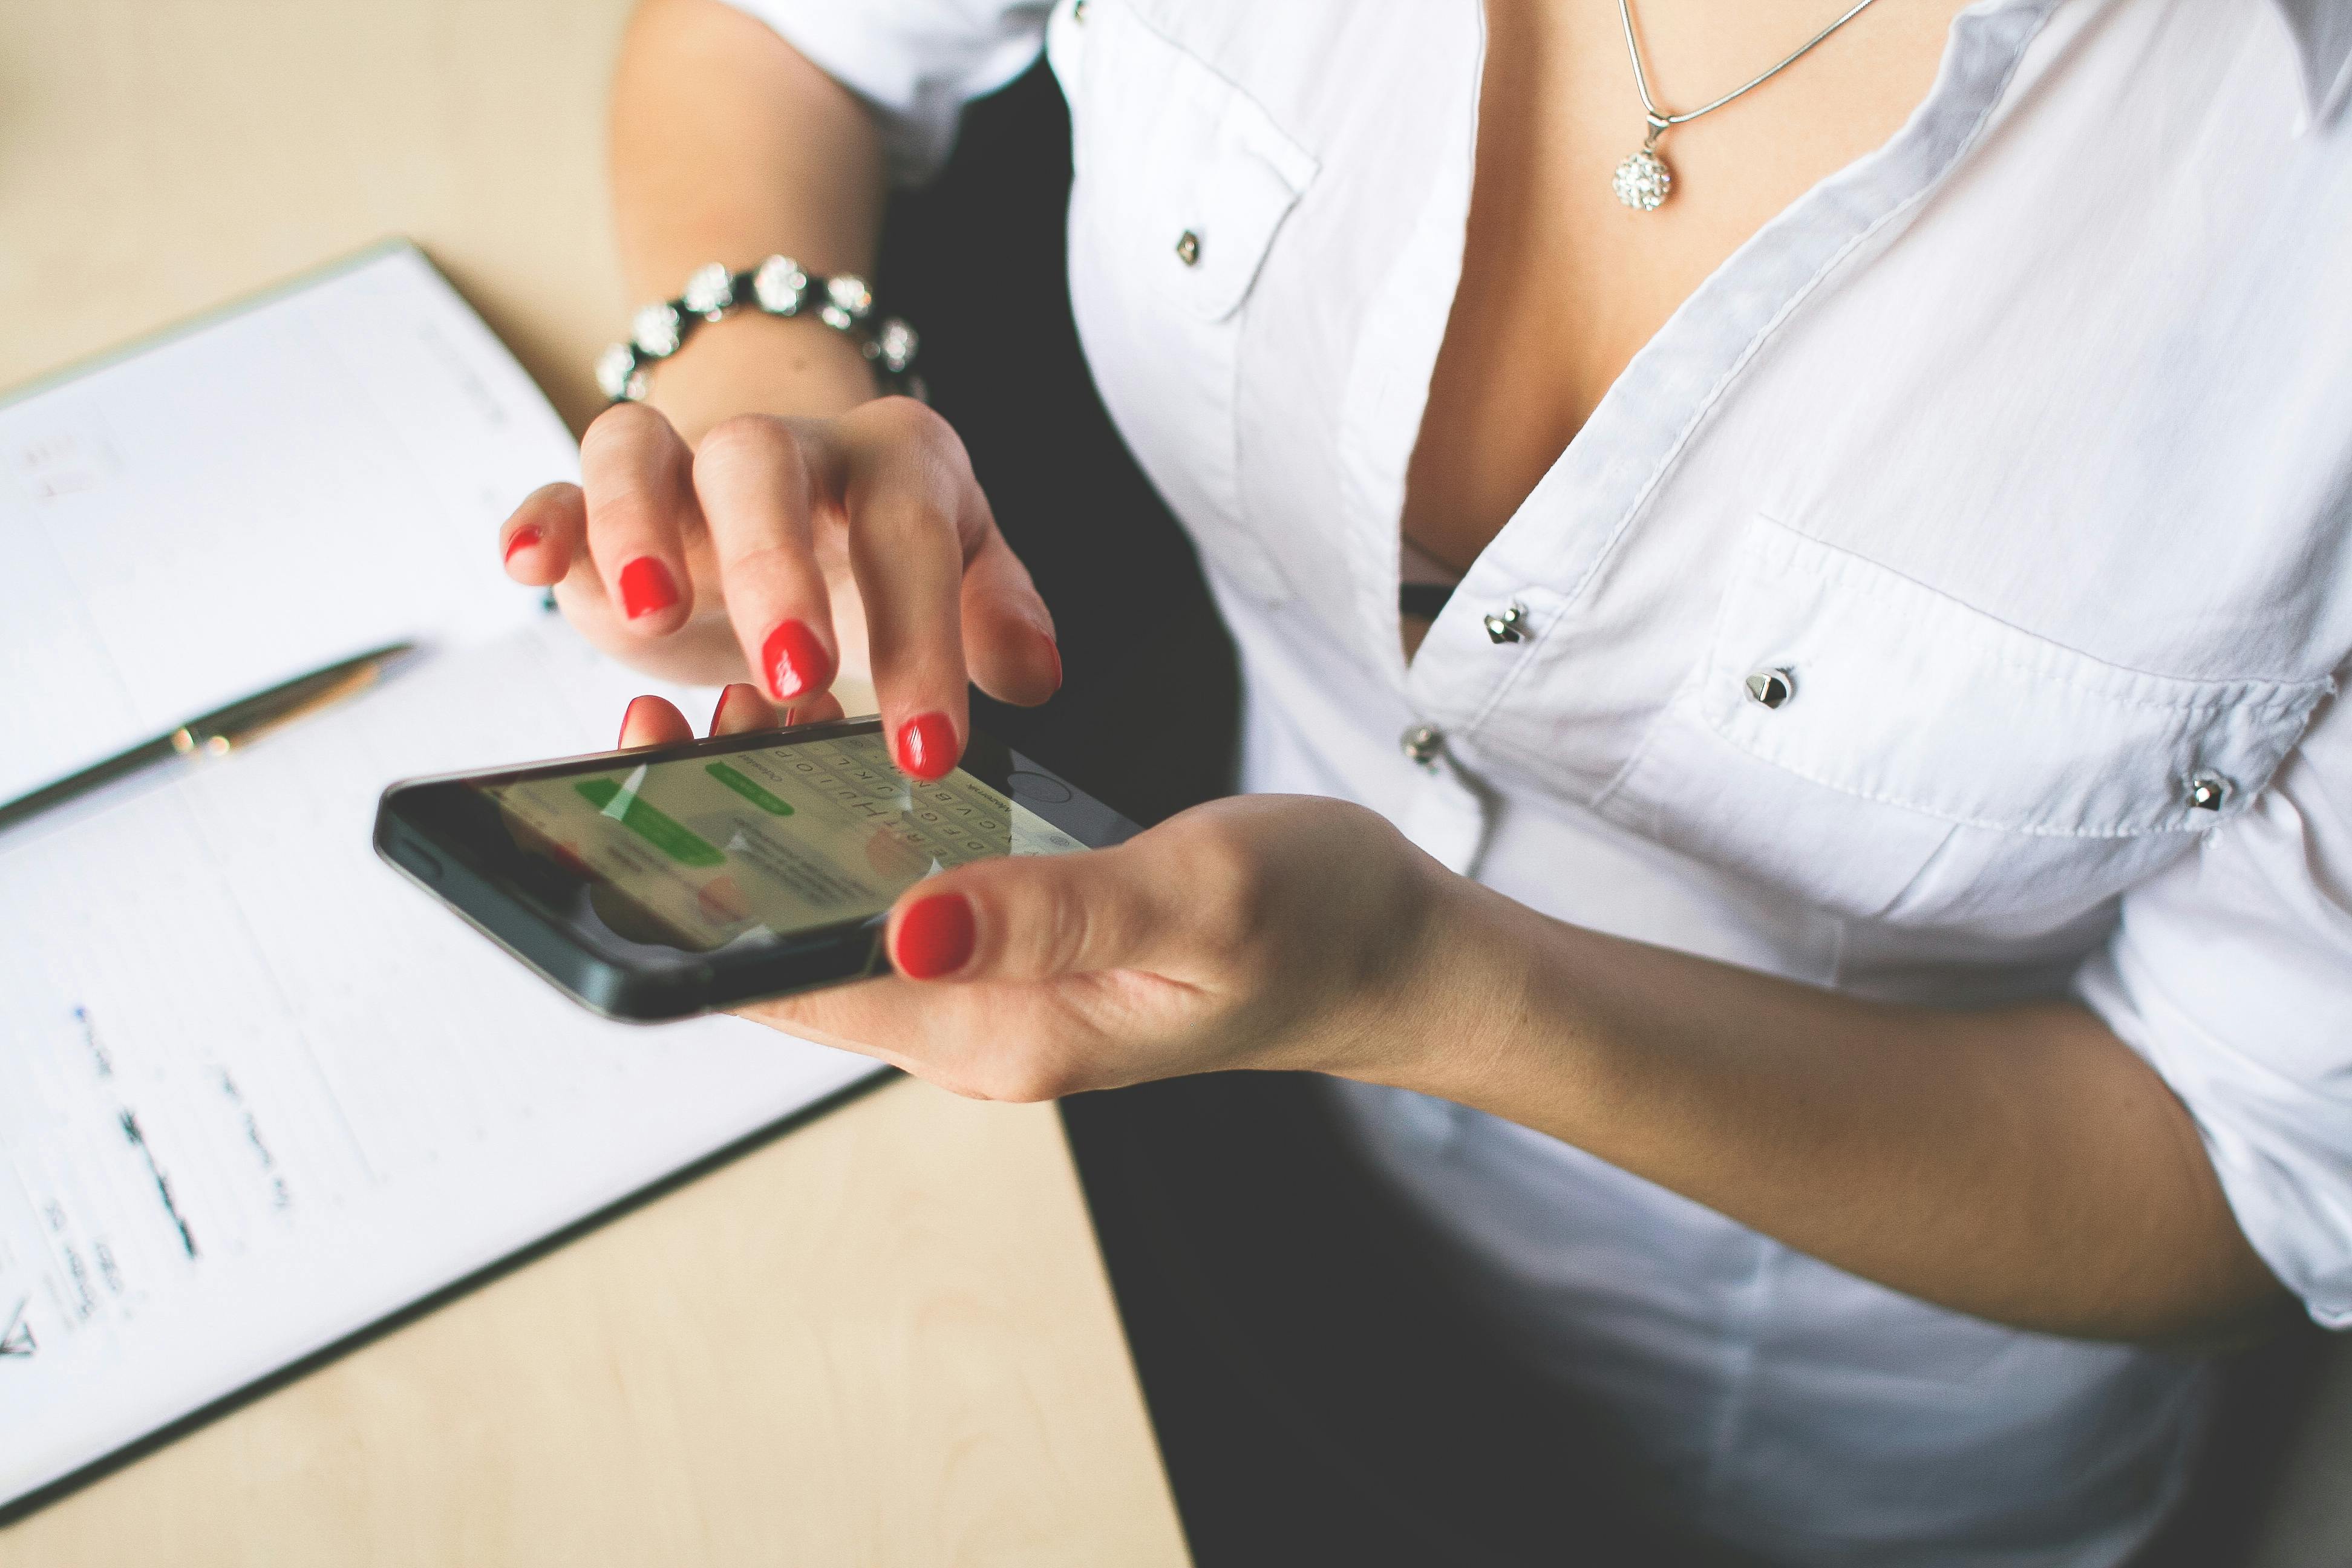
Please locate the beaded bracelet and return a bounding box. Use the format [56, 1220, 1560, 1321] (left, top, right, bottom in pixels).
[594, 256, 923, 405]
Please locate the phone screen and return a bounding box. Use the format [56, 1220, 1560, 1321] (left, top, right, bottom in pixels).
[477, 729, 1086, 953]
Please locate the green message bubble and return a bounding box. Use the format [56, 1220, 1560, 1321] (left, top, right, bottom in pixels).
[574, 777, 724, 867]
[706, 762, 794, 816]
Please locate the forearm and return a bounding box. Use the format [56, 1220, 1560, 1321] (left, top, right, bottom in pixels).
[1380, 872, 2288, 1345]
[610, 0, 886, 435]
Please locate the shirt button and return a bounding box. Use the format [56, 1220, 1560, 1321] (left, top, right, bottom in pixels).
[1175, 229, 1202, 266]
[1400, 724, 1444, 765]
[2186, 772, 2232, 811]
[1743, 667, 1795, 709]
[1481, 602, 1528, 644]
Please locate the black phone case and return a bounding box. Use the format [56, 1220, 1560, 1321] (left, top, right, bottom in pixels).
[373, 717, 1138, 1022]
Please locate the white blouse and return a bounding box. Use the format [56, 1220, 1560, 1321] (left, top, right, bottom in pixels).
[721, 1, 2352, 1561]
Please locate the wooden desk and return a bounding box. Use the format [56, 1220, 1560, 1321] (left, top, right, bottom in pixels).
[0, 4, 1186, 1563]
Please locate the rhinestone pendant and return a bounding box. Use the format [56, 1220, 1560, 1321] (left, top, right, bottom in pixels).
[1613, 146, 1672, 211]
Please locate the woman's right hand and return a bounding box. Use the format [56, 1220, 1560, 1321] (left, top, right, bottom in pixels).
[494, 394, 1061, 780]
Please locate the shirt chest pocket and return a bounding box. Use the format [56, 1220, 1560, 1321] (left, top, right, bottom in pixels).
[1050, 0, 1316, 604]
[1593, 517, 2334, 935]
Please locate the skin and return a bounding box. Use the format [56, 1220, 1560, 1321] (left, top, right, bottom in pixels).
[503, 0, 2293, 1347]
[1402, 0, 1973, 647]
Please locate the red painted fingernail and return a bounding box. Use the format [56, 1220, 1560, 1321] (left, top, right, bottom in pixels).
[617, 694, 654, 748]
[895, 892, 975, 979]
[895, 711, 958, 780]
[619, 557, 679, 619]
[761, 619, 834, 702]
[709, 685, 739, 732]
[503, 525, 543, 565]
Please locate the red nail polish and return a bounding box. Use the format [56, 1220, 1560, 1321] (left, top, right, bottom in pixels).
[617, 694, 652, 748]
[618, 557, 679, 619]
[503, 525, 543, 565]
[761, 619, 833, 702]
[709, 686, 737, 732]
[896, 711, 958, 780]
[895, 892, 975, 979]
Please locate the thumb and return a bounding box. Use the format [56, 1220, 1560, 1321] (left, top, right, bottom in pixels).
[886, 848, 1169, 983]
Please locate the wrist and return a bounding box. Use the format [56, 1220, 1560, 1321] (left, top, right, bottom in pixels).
[1325, 843, 1520, 1096]
[1350, 858, 1613, 1122]
[647, 310, 879, 442]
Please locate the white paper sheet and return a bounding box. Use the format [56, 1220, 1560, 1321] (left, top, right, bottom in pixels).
[0, 244, 564, 805]
[0, 247, 883, 1511]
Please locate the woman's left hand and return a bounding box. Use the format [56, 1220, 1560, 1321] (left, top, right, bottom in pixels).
[620, 686, 1456, 1100]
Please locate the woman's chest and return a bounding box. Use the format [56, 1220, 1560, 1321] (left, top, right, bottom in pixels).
[1401, 0, 1965, 573]
[1050, 0, 2352, 942]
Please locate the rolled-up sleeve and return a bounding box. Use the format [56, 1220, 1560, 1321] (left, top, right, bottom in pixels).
[2074, 678, 2352, 1328]
[718, 0, 1052, 183]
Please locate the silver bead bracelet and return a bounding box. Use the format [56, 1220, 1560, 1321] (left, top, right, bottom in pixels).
[594, 257, 922, 405]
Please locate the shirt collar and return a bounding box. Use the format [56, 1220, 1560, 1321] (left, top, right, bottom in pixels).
[2272, 0, 2352, 125]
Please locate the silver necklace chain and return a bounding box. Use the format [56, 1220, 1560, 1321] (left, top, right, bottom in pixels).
[1611, 0, 1887, 211]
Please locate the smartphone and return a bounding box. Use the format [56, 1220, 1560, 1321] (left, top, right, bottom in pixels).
[373, 716, 1140, 1021]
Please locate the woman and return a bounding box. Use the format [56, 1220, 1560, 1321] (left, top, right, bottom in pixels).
[497, 0, 2352, 1560]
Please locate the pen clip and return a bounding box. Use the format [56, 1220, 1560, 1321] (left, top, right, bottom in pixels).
[170, 725, 232, 759]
